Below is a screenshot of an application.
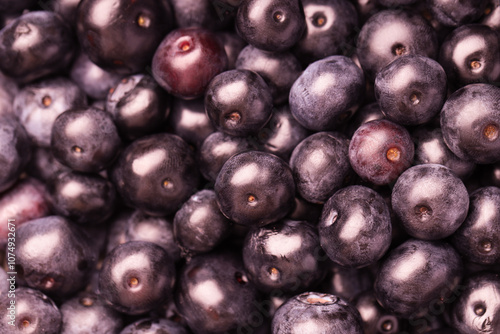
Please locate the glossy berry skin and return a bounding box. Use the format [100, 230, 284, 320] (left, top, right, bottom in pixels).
[289, 132, 351, 204]
[289, 55, 365, 131]
[107, 74, 171, 141]
[168, 97, 215, 148]
[450, 273, 500, 334]
[346, 102, 385, 137]
[205, 69, 273, 137]
[0, 115, 31, 193]
[440, 84, 500, 164]
[374, 239, 463, 318]
[243, 219, 326, 294]
[236, 0, 306, 52]
[0, 11, 75, 83]
[14, 77, 87, 147]
[451, 187, 500, 265]
[319, 185, 392, 268]
[13, 216, 98, 299]
[392, 164, 469, 240]
[0, 287, 61, 334]
[258, 104, 310, 161]
[215, 151, 295, 227]
[51, 107, 122, 173]
[320, 265, 373, 302]
[356, 9, 438, 80]
[60, 292, 123, 334]
[175, 252, 260, 334]
[354, 291, 402, 334]
[439, 24, 500, 87]
[48, 171, 116, 225]
[271, 292, 364, 333]
[198, 131, 256, 182]
[77, 0, 174, 74]
[170, 0, 230, 31]
[0, 178, 50, 246]
[294, 0, 359, 65]
[412, 126, 475, 180]
[122, 210, 180, 261]
[99, 241, 176, 315]
[152, 27, 228, 100]
[120, 318, 189, 334]
[349, 119, 414, 185]
[427, 0, 488, 27]
[482, 1, 500, 32]
[27, 147, 71, 182]
[374, 55, 447, 126]
[70, 51, 122, 101]
[236, 45, 302, 105]
[111, 133, 199, 216]
[173, 190, 231, 257]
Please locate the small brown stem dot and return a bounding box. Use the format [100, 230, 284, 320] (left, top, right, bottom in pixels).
[136, 14, 151, 28]
[179, 41, 191, 52]
[469, 59, 482, 70]
[483, 124, 499, 141]
[41, 95, 52, 107]
[128, 277, 139, 287]
[72, 146, 83, 154]
[225, 111, 241, 123]
[80, 297, 94, 307]
[386, 147, 401, 162]
[381, 320, 393, 331]
[21, 319, 30, 328]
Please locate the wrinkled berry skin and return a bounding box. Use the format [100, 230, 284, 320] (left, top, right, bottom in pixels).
[439, 24, 500, 87]
[374, 55, 447, 126]
[0, 115, 31, 193]
[120, 318, 189, 334]
[174, 190, 231, 258]
[427, 0, 488, 27]
[13, 216, 98, 299]
[374, 239, 463, 318]
[451, 273, 500, 334]
[152, 27, 228, 100]
[51, 107, 122, 173]
[353, 290, 402, 334]
[70, 51, 122, 101]
[412, 126, 475, 180]
[0, 287, 61, 334]
[294, 0, 358, 65]
[168, 97, 214, 148]
[215, 151, 295, 227]
[440, 83, 500, 164]
[349, 119, 414, 185]
[14, 77, 87, 147]
[198, 131, 256, 182]
[290, 132, 352, 204]
[111, 133, 200, 216]
[77, 0, 174, 74]
[205, 69, 273, 137]
[60, 292, 123, 334]
[258, 104, 310, 161]
[107, 74, 171, 141]
[99, 241, 176, 315]
[175, 252, 260, 334]
[243, 219, 326, 293]
[0, 11, 75, 83]
[48, 171, 116, 225]
[271, 292, 364, 334]
[392, 164, 469, 240]
[289, 55, 365, 131]
[236, 45, 302, 105]
[451, 187, 500, 265]
[319, 185, 392, 268]
[356, 10, 438, 80]
[236, 0, 306, 52]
